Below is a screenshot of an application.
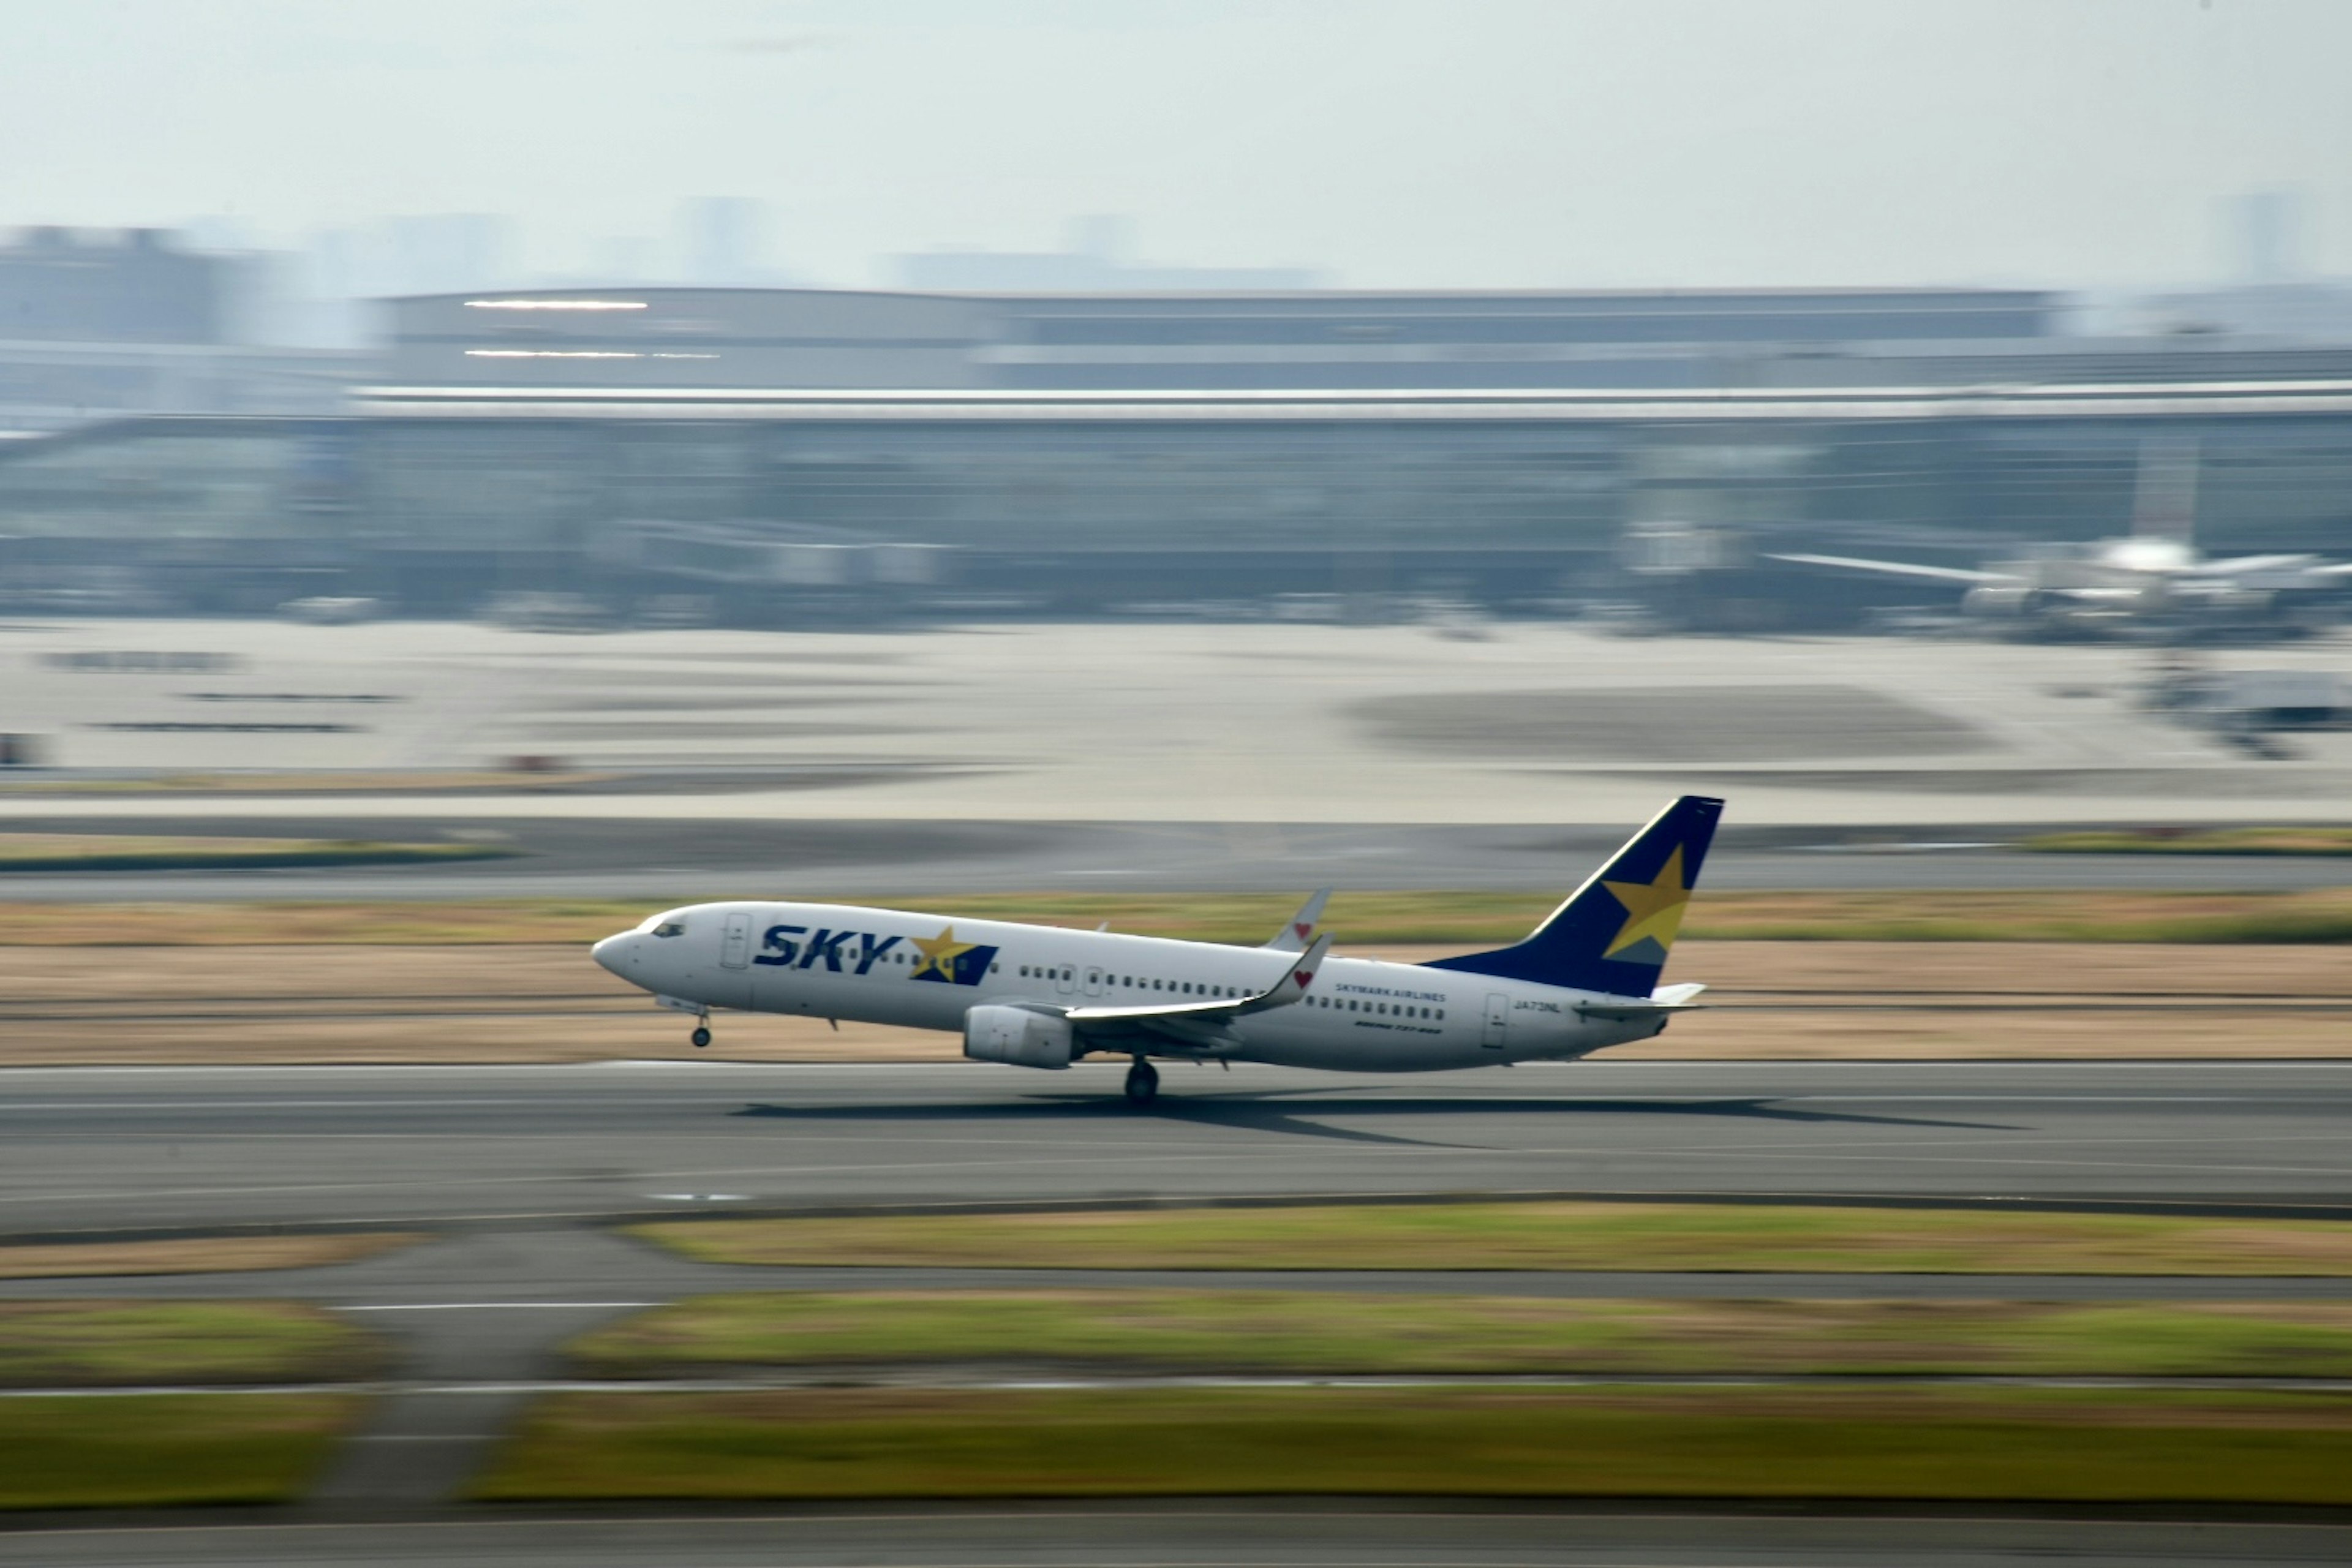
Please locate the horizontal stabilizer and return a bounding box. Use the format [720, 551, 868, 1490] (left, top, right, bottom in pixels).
[1575, 982, 1708, 1022]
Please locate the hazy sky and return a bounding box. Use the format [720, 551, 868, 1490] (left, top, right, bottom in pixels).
[4, 0, 2349, 290]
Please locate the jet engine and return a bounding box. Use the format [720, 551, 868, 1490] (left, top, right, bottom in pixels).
[963, 1005, 1074, 1069]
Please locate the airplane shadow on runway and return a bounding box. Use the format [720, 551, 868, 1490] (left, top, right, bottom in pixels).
[734, 1092, 2015, 1148]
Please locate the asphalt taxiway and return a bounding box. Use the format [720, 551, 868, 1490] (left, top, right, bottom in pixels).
[2, 815, 2351, 900]
[3, 1506, 2346, 1567]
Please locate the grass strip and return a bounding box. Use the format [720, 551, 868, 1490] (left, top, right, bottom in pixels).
[0, 834, 521, 873]
[632, 1200, 2352, 1275]
[474, 1385, 2352, 1504]
[2, 889, 2352, 945]
[0, 1394, 358, 1509]
[0, 1302, 387, 1388]
[0, 1232, 423, 1280]
[2024, 826, 2352, 857]
[570, 1291, 2352, 1379]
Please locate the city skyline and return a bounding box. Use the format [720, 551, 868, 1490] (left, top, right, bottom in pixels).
[2, 0, 2349, 295]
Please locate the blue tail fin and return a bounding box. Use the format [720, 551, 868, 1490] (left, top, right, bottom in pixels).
[1425, 796, 1723, 995]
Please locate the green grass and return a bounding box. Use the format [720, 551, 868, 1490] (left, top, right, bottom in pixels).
[0, 1394, 359, 1509]
[2024, 826, 2352, 857]
[0, 1301, 386, 1388]
[569, 1291, 2352, 1379]
[0, 834, 521, 873]
[473, 1385, 2352, 1504]
[632, 1200, 2352, 1276]
[4, 887, 2352, 946]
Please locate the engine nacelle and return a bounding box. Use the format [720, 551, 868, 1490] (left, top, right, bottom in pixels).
[963, 1005, 1074, 1070]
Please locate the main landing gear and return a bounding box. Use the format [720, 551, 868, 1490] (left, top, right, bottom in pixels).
[1124, 1057, 1159, 1107]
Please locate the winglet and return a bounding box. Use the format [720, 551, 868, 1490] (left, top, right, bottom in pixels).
[1264, 889, 1332, 952]
[1248, 931, 1332, 1010]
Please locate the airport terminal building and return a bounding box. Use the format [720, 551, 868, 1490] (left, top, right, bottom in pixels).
[3, 284, 2351, 621]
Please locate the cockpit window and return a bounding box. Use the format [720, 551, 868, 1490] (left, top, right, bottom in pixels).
[651, 921, 687, 938]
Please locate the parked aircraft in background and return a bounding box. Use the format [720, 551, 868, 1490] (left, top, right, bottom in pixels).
[1771, 439, 2352, 639]
[590, 798, 1722, 1105]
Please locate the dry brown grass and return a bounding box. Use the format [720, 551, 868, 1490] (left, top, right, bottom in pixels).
[0, 1233, 423, 1280]
[0, 940, 2341, 1066]
[3, 888, 2352, 946]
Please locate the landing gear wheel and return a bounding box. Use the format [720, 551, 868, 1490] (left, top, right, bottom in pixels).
[690, 1025, 712, 1049]
[1124, 1059, 1159, 1106]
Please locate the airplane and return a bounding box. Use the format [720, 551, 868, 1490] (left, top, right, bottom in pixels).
[589, 796, 1721, 1104]
[1769, 438, 2352, 639]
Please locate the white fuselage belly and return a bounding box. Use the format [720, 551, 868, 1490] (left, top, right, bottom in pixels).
[599, 900, 1664, 1070]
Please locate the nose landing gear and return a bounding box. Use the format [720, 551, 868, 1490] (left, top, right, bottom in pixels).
[1123, 1057, 1159, 1107]
[690, 1025, 712, 1049]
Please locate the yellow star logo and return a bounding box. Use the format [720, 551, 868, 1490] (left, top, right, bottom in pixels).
[910, 925, 978, 982]
[1600, 845, 1691, 959]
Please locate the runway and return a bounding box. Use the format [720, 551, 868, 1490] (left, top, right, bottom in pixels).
[4, 1059, 2348, 1559]
[5, 1060, 2350, 1238]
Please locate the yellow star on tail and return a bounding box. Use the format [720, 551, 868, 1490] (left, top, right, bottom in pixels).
[1600, 845, 1691, 959]
[910, 925, 977, 981]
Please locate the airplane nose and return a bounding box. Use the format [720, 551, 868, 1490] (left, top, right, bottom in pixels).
[591, 932, 635, 975]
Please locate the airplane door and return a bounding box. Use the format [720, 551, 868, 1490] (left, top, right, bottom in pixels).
[1481, 992, 1509, 1049]
[720, 911, 752, 970]
[1082, 965, 1106, 998]
[1054, 963, 1076, 996]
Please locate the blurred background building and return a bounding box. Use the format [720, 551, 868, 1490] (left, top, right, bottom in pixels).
[0, 227, 356, 433]
[2, 227, 2350, 627]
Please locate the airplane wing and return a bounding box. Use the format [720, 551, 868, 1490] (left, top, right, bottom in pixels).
[2185, 553, 2317, 577]
[1262, 889, 1332, 952]
[1574, 982, 1709, 1022]
[2291, 560, 2352, 578]
[1765, 552, 2008, 586]
[1064, 935, 1330, 1049]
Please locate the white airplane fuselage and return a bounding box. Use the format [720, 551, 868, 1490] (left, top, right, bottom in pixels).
[592, 900, 1670, 1071]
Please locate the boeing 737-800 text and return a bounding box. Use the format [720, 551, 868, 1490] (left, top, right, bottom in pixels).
[591, 796, 1722, 1104]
